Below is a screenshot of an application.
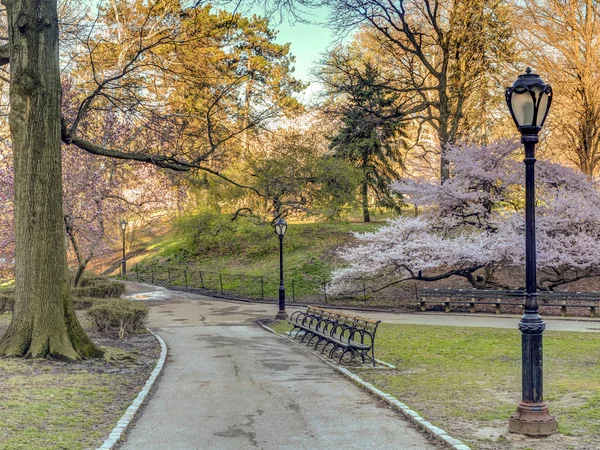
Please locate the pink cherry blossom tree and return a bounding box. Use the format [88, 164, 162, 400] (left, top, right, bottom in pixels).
[61, 79, 183, 286]
[331, 140, 600, 294]
[0, 149, 14, 278]
[0, 117, 180, 286]
[62, 145, 181, 287]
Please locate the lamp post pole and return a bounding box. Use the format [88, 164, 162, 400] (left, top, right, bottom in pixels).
[277, 234, 286, 318]
[274, 218, 288, 320]
[508, 129, 557, 435]
[506, 69, 557, 436]
[120, 219, 127, 278]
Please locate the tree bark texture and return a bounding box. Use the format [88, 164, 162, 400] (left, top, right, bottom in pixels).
[361, 180, 370, 223]
[0, 0, 101, 360]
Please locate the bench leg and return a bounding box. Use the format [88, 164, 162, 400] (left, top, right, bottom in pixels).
[290, 326, 304, 338]
[591, 306, 597, 318]
[294, 328, 307, 339]
[314, 336, 328, 351]
[469, 302, 476, 313]
[321, 341, 334, 354]
[495, 303, 501, 314]
[340, 348, 355, 365]
[307, 334, 319, 346]
[444, 302, 451, 313]
[561, 305, 567, 316]
[300, 331, 313, 343]
[329, 345, 340, 359]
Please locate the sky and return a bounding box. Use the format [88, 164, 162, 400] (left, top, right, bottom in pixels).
[228, 4, 336, 102]
[269, 11, 334, 101]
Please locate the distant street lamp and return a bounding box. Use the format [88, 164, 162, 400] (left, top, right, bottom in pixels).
[274, 218, 288, 320]
[505, 68, 557, 436]
[120, 219, 128, 278]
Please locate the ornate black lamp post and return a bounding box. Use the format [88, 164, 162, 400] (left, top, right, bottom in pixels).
[505, 68, 557, 436]
[274, 218, 288, 320]
[120, 219, 128, 278]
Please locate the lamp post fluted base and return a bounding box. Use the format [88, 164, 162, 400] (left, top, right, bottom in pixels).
[275, 310, 288, 321]
[509, 401, 557, 437]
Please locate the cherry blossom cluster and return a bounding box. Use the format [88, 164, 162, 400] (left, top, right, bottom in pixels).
[332, 140, 600, 293]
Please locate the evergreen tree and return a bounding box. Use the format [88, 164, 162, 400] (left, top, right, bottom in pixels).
[327, 63, 405, 222]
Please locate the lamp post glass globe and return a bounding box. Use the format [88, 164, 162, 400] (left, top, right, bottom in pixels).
[274, 218, 288, 320]
[505, 67, 553, 134]
[506, 68, 557, 436]
[274, 218, 287, 237]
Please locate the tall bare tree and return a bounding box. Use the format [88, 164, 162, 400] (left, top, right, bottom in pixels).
[519, 0, 600, 177]
[273, 0, 515, 181]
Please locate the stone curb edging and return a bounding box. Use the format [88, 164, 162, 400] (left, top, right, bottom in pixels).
[96, 329, 168, 450]
[257, 321, 471, 450]
[374, 358, 396, 369]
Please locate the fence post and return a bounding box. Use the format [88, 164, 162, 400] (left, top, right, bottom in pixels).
[136, 264, 139, 282]
[184, 269, 188, 288]
[292, 279, 295, 303]
[363, 281, 367, 304]
[323, 282, 327, 303]
[151, 266, 155, 284]
[199, 270, 204, 289]
[260, 276, 264, 300]
[167, 267, 171, 286]
[219, 273, 224, 294]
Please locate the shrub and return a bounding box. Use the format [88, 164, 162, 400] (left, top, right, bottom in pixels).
[87, 299, 148, 337]
[0, 293, 14, 313]
[72, 280, 125, 299]
[77, 273, 108, 287]
[72, 297, 98, 310]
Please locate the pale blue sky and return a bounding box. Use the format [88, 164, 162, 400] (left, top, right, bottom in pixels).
[274, 17, 333, 99]
[237, 5, 335, 102]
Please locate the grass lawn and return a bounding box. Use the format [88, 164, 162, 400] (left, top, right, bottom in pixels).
[0, 279, 14, 290]
[1, 359, 122, 449]
[133, 219, 384, 298]
[0, 313, 160, 450]
[272, 320, 600, 449]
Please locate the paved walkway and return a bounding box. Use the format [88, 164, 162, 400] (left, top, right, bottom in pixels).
[120, 283, 440, 450]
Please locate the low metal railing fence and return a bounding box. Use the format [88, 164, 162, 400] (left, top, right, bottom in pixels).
[123, 263, 410, 308]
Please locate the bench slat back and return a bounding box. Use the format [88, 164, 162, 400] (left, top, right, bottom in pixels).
[420, 288, 600, 303]
[302, 306, 379, 331]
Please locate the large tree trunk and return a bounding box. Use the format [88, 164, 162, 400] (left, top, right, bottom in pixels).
[361, 153, 371, 223]
[0, 0, 101, 360]
[438, 86, 451, 183]
[361, 180, 370, 223]
[73, 264, 87, 288]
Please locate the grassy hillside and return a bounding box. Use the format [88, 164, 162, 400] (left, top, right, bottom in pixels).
[131, 212, 384, 297]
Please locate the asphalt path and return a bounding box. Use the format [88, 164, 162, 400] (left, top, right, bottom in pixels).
[119, 283, 440, 450]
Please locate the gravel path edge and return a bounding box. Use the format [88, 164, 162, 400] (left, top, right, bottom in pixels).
[96, 329, 168, 450]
